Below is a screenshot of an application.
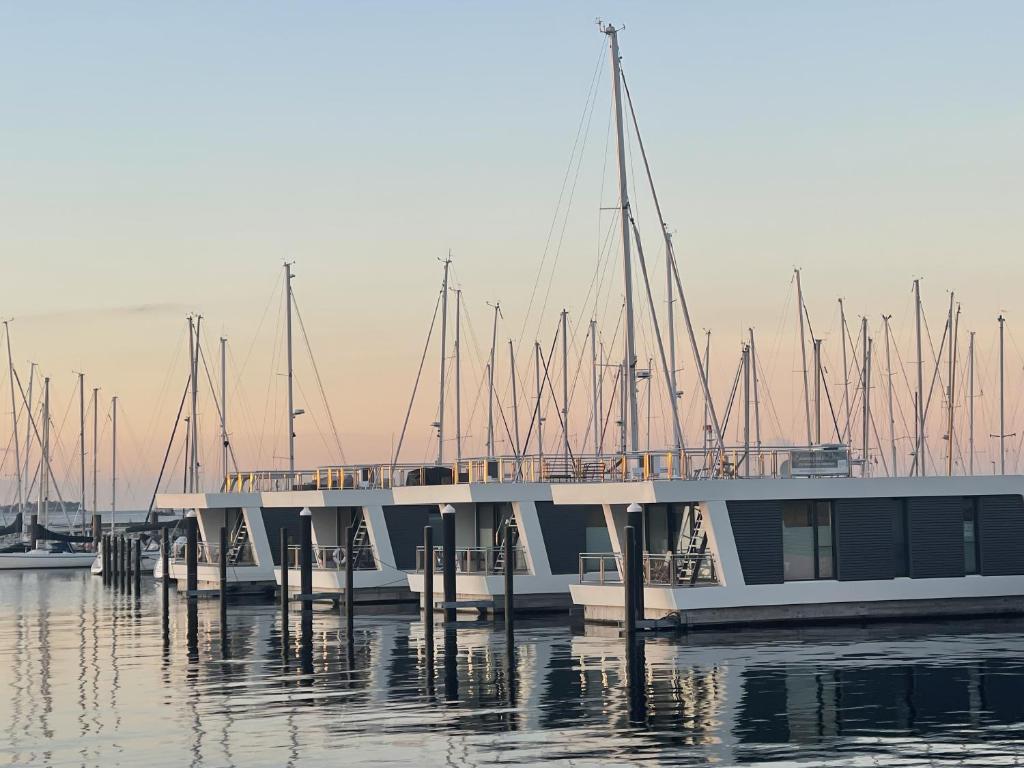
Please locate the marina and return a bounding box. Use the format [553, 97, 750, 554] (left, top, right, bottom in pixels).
[3, 5, 1024, 766]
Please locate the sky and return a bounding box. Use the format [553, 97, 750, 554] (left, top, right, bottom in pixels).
[1, 1, 1023, 509]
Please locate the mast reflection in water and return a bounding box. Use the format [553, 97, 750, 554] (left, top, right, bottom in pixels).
[3, 571, 1024, 766]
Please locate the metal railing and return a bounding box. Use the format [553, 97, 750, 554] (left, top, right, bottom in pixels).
[414, 545, 529, 575]
[218, 445, 851, 493]
[578, 552, 718, 586]
[286, 544, 377, 571]
[170, 540, 256, 566]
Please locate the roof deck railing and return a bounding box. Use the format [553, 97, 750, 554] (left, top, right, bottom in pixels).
[217, 445, 851, 494]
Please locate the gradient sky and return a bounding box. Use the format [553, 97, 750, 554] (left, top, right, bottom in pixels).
[2, 2, 1023, 508]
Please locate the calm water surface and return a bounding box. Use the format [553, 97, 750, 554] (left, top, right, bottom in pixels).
[3, 571, 1024, 766]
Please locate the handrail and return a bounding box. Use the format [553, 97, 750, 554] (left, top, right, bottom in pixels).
[212, 445, 851, 493]
[414, 545, 529, 575]
[578, 551, 719, 586]
[170, 540, 256, 566]
[285, 543, 377, 571]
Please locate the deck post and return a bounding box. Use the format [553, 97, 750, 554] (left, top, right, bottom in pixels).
[219, 526, 228, 624]
[441, 504, 456, 624]
[185, 511, 198, 598]
[627, 502, 645, 619]
[624, 525, 636, 645]
[299, 509, 313, 606]
[504, 523, 515, 647]
[102, 534, 109, 585]
[423, 525, 434, 655]
[280, 529, 290, 659]
[133, 539, 141, 595]
[344, 521, 355, 638]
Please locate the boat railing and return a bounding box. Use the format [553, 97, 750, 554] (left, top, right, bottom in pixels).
[171, 540, 256, 566]
[579, 552, 719, 586]
[217, 444, 849, 493]
[414, 545, 529, 575]
[285, 544, 378, 571]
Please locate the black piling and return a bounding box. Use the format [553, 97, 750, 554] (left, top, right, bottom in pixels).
[161, 527, 170, 638]
[344, 521, 355, 638]
[279, 529, 290, 659]
[121, 535, 128, 591]
[102, 534, 109, 585]
[423, 525, 434, 659]
[29, 513, 38, 550]
[185, 514, 198, 598]
[114, 535, 121, 587]
[133, 538, 142, 595]
[126, 538, 134, 596]
[92, 513, 102, 552]
[219, 526, 228, 627]
[623, 525, 636, 647]
[627, 503, 645, 620]
[299, 510, 312, 604]
[503, 523, 515, 648]
[109, 535, 116, 587]
[441, 505, 456, 624]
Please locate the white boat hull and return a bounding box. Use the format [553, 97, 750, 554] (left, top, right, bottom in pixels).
[0, 550, 97, 570]
[90, 550, 160, 576]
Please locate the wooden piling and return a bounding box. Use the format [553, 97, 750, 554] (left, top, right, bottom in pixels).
[219, 526, 228, 623]
[423, 525, 434, 654]
[441, 505, 456, 624]
[624, 525, 636, 646]
[344, 521, 355, 638]
[627, 503, 645, 620]
[504, 524, 515, 647]
[133, 538, 141, 595]
[185, 514, 198, 597]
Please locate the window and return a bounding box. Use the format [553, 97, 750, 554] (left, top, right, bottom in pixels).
[893, 501, 909, 577]
[782, 500, 835, 581]
[963, 498, 979, 575]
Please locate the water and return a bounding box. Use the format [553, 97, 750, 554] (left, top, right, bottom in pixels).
[3, 572, 1024, 767]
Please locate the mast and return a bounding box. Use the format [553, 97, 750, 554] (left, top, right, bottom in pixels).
[749, 328, 762, 460]
[561, 309, 569, 463]
[861, 318, 871, 477]
[111, 395, 117, 528]
[742, 344, 750, 477]
[534, 341, 544, 460]
[883, 316, 898, 477]
[914, 279, 925, 476]
[703, 332, 711, 456]
[968, 331, 975, 475]
[591, 320, 599, 457]
[486, 302, 500, 458]
[187, 315, 197, 492]
[436, 256, 450, 465]
[3, 322, 22, 520]
[812, 338, 822, 444]
[998, 314, 1006, 475]
[285, 262, 296, 482]
[79, 372, 86, 535]
[220, 336, 229, 481]
[667, 233, 678, 452]
[839, 299, 852, 444]
[92, 387, 98, 526]
[795, 269, 812, 445]
[509, 340, 521, 459]
[455, 289, 462, 463]
[947, 300, 959, 476]
[42, 376, 50, 532]
[602, 22, 639, 453]
[23, 364, 34, 524]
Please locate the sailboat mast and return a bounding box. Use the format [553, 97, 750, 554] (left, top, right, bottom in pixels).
[883, 316, 897, 477]
[220, 335, 228, 481]
[486, 302, 499, 458]
[914, 279, 925, 476]
[3, 322, 22, 519]
[92, 388, 98, 526]
[437, 256, 450, 465]
[42, 376, 50, 533]
[534, 341, 544, 460]
[455, 289, 462, 463]
[509, 340, 521, 459]
[742, 344, 750, 477]
[591, 320, 599, 456]
[749, 328, 762, 458]
[79, 372, 85, 536]
[285, 262, 296, 482]
[968, 331, 975, 475]
[561, 309, 569, 464]
[947, 301, 959, 476]
[111, 395, 117, 528]
[603, 23, 639, 453]
[812, 338, 822, 444]
[187, 315, 197, 492]
[839, 298, 852, 443]
[861, 319, 871, 477]
[795, 269, 812, 445]
[999, 314, 1006, 475]
[667, 234, 677, 452]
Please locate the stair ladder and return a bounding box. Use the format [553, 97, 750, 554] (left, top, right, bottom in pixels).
[676, 508, 709, 584]
[349, 513, 372, 568]
[492, 517, 517, 573]
[226, 515, 249, 565]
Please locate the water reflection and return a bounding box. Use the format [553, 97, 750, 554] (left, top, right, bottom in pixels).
[3, 572, 1024, 766]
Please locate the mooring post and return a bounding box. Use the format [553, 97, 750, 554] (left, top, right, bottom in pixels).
[219, 525, 228, 624]
[423, 525, 434, 661]
[624, 525, 636, 645]
[280, 528, 290, 659]
[101, 534, 109, 585]
[626, 502, 645, 621]
[344, 521, 355, 638]
[113, 535, 121, 587]
[133, 538, 141, 595]
[299, 508, 312, 605]
[504, 522, 515, 647]
[119, 535, 127, 590]
[441, 504, 456, 624]
[93, 513, 102, 553]
[109, 535, 116, 587]
[185, 511, 198, 598]
[161, 527, 170, 598]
